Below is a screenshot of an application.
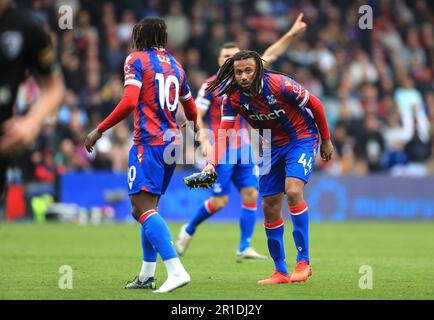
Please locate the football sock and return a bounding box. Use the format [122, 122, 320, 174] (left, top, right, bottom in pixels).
[289, 201, 310, 263]
[139, 217, 157, 281]
[139, 261, 156, 282]
[140, 218, 157, 262]
[239, 202, 257, 253]
[264, 217, 288, 275]
[185, 199, 217, 235]
[139, 209, 177, 261]
[164, 257, 188, 278]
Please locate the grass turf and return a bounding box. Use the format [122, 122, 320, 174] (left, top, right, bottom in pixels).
[0, 221, 433, 300]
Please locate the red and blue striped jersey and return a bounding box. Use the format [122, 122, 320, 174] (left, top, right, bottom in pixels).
[222, 72, 319, 147]
[124, 48, 192, 146]
[196, 74, 249, 148]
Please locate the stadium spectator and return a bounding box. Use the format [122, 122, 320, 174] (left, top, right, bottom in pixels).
[382, 107, 408, 168]
[164, 1, 190, 49]
[9, 0, 434, 193]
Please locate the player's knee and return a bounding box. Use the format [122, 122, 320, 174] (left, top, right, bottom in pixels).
[241, 187, 258, 203]
[211, 196, 228, 211]
[285, 187, 303, 206]
[129, 192, 159, 215]
[262, 199, 280, 216]
[131, 205, 141, 220]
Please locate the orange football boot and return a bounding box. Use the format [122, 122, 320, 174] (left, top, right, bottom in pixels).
[290, 261, 312, 283]
[257, 271, 291, 285]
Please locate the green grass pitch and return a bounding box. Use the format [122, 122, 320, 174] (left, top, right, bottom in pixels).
[0, 221, 433, 300]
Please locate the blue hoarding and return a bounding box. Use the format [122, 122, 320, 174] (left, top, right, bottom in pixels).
[60, 171, 434, 221]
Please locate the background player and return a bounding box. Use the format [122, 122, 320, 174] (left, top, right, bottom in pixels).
[176, 14, 307, 261]
[0, 0, 64, 198]
[85, 17, 198, 293]
[204, 50, 333, 284]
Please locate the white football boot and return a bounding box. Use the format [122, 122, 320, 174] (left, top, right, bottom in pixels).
[236, 247, 268, 262]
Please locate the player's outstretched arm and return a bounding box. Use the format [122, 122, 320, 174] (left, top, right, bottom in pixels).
[84, 85, 140, 153]
[0, 71, 65, 154]
[261, 13, 307, 68]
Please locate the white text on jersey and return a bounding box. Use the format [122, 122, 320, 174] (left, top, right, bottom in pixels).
[248, 109, 286, 121]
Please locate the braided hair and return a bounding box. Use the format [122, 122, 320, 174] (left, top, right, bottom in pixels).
[131, 17, 168, 51]
[207, 50, 265, 97]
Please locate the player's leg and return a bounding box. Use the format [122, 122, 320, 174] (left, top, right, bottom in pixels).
[285, 177, 312, 283]
[175, 162, 233, 256]
[130, 191, 174, 265]
[175, 194, 229, 256]
[285, 139, 318, 283]
[256, 146, 291, 284]
[128, 144, 189, 293]
[232, 156, 267, 260]
[236, 187, 267, 259]
[130, 190, 189, 293]
[125, 204, 158, 289]
[187, 162, 233, 236]
[125, 144, 159, 289]
[185, 193, 229, 236]
[257, 193, 291, 284]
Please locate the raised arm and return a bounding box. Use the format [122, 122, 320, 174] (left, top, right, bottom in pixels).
[261, 13, 307, 68]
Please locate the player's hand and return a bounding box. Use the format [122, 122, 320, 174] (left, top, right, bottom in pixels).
[0, 116, 41, 155]
[202, 162, 216, 174]
[288, 13, 307, 37]
[84, 128, 103, 153]
[320, 139, 334, 161]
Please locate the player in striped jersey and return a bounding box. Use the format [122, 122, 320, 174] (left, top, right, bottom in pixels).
[85, 17, 198, 293]
[175, 14, 309, 261]
[204, 50, 333, 284]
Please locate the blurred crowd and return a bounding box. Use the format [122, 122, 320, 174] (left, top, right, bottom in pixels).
[13, 0, 434, 190]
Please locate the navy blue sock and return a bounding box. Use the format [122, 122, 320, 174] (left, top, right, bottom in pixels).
[186, 200, 216, 235]
[289, 202, 310, 263]
[139, 209, 177, 261]
[264, 218, 288, 275]
[239, 202, 257, 253]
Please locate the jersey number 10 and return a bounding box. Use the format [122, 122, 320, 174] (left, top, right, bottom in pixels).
[155, 73, 179, 111]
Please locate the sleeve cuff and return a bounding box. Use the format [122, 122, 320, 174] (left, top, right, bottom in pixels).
[221, 116, 236, 121]
[124, 79, 142, 88]
[179, 92, 192, 101]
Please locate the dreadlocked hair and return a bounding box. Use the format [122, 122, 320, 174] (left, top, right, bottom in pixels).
[131, 17, 168, 51]
[207, 50, 265, 97]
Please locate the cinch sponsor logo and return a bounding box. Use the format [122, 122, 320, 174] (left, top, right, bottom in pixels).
[249, 109, 285, 121]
